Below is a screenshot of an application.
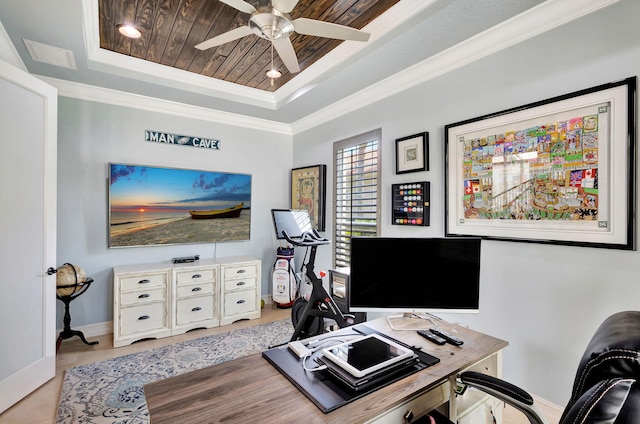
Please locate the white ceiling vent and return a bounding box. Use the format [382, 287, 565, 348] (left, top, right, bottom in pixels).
[23, 39, 76, 69]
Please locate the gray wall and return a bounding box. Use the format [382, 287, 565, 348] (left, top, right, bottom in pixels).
[56, 97, 292, 330]
[292, 0, 640, 408]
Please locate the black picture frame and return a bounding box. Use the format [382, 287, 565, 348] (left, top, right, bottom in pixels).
[395, 132, 429, 174]
[392, 182, 430, 226]
[291, 164, 326, 231]
[444, 77, 636, 250]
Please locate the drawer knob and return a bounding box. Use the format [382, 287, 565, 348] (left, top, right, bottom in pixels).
[236, 281, 246, 286]
[138, 279, 151, 284]
[138, 293, 150, 299]
[236, 269, 246, 274]
[236, 299, 246, 304]
[192, 274, 202, 279]
[192, 287, 202, 292]
[192, 307, 202, 312]
[138, 315, 150, 320]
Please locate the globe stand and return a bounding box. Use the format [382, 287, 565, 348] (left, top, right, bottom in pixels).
[54, 277, 99, 352]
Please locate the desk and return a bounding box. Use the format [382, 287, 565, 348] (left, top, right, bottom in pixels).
[145, 318, 508, 423]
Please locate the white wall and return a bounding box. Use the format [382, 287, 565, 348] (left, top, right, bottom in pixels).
[56, 97, 293, 329]
[292, 0, 640, 408]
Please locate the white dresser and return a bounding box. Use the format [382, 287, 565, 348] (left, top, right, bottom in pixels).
[113, 256, 261, 348]
[218, 256, 261, 326]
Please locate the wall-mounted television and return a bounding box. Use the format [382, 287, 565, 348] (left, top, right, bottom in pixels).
[108, 163, 251, 248]
[348, 237, 481, 329]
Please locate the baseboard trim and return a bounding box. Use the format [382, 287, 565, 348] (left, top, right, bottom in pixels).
[58, 295, 277, 343]
[532, 393, 563, 422]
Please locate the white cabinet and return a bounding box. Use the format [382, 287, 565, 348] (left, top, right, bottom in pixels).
[172, 260, 220, 334]
[218, 256, 261, 326]
[113, 256, 261, 347]
[112, 263, 172, 348]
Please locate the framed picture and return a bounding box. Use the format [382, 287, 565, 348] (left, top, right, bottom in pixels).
[396, 132, 429, 174]
[445, 77, 636, 250]
[291, 164, 326, 231]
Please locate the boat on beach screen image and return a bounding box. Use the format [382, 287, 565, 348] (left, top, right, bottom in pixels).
[108, 163, 252, 248]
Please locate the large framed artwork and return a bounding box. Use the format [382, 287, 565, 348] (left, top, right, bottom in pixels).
[445, 77, 636, 250]
[291, 164, 326, 231]
[108, 163, 252, 248]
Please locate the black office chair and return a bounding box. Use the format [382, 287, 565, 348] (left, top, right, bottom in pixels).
[459, 310, 640, 424]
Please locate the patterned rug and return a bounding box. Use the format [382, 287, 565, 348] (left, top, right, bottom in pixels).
[56, 318, 293, 423]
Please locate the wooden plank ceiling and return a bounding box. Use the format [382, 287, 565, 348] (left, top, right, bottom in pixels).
[98, 0, 399, 92]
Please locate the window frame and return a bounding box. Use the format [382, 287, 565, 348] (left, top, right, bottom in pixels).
[332, 129, 381, 268]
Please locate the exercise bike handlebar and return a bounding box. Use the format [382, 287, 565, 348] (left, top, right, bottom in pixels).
[281, 229, 330, 247]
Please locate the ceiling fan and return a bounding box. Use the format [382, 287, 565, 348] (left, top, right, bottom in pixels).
[194, 0, 371, 74]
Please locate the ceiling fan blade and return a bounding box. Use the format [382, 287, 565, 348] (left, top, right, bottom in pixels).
[194, 26, 253, 50]
[271, 0, 299, 14]
[218, 0, 257, 15]
[293, 18, 370, 42]
[273, 37, 300, 73]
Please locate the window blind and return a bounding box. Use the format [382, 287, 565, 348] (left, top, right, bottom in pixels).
[333, 130, 380, 268]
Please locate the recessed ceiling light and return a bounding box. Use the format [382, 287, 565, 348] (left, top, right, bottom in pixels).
[117, 24, 141, 39]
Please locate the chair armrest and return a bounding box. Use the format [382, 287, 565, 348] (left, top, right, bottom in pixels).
[459, 371, 549, 424]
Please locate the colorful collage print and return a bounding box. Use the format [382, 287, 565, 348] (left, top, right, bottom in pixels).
[462, 112, 600, 221]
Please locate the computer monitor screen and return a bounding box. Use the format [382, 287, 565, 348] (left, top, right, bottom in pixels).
[348, 237, 481, 322]
[271, 209, 313, 240]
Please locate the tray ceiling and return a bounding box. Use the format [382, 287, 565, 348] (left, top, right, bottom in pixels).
[98, 0, 399, 92]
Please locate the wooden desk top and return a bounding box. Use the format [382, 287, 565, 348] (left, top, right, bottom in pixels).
[144, 318, 507, 423]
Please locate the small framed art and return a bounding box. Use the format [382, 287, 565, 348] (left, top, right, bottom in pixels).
[396, 132, 429, 174]
[291, 164, 326, 231]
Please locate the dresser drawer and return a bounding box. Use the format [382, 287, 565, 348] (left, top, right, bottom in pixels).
[119, 302, 167, 335]
[120, 273, 167, 291]
[223, 263, 257, 280]
[120, 287, 166, 306]
[223, 276, 256, 292]
[176, 282, 215, 298]
[223, 290, 257, 316]
[175, 268, 216, 285]
[176, 296, 215, 325]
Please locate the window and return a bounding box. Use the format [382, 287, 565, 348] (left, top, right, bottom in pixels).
[333, 129, 381, 268]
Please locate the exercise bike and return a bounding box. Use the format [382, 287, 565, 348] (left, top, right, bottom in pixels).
[280, 229, 356, 341]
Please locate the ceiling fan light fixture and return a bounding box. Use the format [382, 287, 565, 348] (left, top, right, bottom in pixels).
[266, 69, 281, 79]
[249, 10, 294, 40]
[117, 24, 141, 39]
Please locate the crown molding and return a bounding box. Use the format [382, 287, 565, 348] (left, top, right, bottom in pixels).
[291, 0, 619, 134]
[46, 0, 617, 137]
[39, 76, 292, 135]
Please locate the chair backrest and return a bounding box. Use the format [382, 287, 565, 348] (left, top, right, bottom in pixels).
[560, 311, 640, 423]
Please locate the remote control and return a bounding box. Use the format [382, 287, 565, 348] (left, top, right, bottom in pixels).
[429, 328, 464, 346]
[417, 329, 446, 345]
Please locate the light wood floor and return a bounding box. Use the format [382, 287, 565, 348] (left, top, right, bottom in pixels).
[0, 305, 561, 423]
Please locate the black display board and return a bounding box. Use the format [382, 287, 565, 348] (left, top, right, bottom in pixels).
[392, 182, 430, 226]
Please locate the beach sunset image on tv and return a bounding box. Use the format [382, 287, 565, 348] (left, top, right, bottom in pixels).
[108, 163, 252, 248]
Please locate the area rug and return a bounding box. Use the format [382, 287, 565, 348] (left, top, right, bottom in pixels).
[56, 318, 293, 424]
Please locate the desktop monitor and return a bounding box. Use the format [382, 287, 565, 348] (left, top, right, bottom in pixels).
[348, 237, 481, 329]
[271, 209, 313, 240]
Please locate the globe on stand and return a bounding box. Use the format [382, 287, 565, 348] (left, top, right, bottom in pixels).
[52, 263, 98, 352]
